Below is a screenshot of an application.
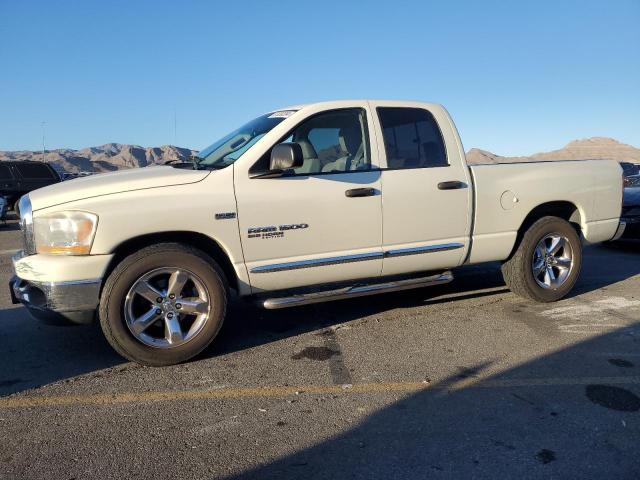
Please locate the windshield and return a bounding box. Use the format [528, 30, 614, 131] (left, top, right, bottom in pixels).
[196, 110, 296, 168]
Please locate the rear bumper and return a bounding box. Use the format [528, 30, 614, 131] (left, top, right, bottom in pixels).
[610, 221, 627, 242]
[10, 275, 100, 325]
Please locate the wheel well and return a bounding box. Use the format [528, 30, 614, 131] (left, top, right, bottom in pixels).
[508, 201, 582, 259]
[104, 232, 239, 292]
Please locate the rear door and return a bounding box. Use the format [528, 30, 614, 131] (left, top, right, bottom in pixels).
[234, 104, 384, 293]
[370, 102, 472, 276]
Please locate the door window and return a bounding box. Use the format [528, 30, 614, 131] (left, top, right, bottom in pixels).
[0, 165, 13, 180]
[254, 108, 371, 175]
[377, 107, 448, 169]
[16, 163, 56, 179]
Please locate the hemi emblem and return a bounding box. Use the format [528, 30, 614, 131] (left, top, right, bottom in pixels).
[215, 212, 236, 220]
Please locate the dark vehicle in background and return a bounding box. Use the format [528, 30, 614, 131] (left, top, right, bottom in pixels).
[0, 197, 7, 222]
[621, 187, 640, 239]
[621, 162, 640, 187]
[61, 171, 95, 181]
[0, 161, 61, 213]
[618, 162, 640, 240]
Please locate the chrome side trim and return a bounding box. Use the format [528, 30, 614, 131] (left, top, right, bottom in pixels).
[250, 251, 384, 274]
[262, 271, 454, 309]
[384, 242, 464, 258]
[251, 243, 465, 274]
[40, 278, 103, 287]
[611, 221, 626, 241]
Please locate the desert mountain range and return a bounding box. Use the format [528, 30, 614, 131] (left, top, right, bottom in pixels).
[0, 144, 197, 173]
[466, 137, 640, 165]
[0, 137, 638, 173]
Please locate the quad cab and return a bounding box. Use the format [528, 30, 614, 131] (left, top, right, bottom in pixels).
[10, 100, 625, 365]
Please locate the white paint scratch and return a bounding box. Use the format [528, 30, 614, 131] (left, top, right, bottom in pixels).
[541, 297, 640, 321]
[539, 296, 640, 335]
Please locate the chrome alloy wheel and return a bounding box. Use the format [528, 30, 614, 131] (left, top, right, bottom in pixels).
[532, 234, 574, 289]
[124, 268, 211, 348]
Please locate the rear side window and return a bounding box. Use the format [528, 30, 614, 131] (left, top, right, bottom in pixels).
[377, 107, 448, 169]
[16, 163, 55, 179]
[0, 164, 13, 180]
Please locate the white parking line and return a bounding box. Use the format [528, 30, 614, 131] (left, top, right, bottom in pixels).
[558, 324, 623, 334]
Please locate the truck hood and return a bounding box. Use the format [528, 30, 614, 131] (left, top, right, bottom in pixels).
[29, 166, 210, 211]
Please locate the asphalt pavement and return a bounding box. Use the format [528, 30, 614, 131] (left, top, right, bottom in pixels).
[0, 217, 639, 479]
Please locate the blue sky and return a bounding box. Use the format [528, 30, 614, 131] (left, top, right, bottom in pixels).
[1, 0, 638, 155]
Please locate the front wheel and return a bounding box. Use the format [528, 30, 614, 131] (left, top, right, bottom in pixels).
[501, 216, 582, 302]
[99, 243, 228, 366]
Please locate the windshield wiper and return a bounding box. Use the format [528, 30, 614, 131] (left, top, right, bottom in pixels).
[186, 155, 202, 170]
[187, 156, 231, 170]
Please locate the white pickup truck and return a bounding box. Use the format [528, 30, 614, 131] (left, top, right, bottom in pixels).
[10, 100, 625, 365]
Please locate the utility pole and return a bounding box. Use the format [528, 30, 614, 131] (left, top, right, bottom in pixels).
[173, 107, 177, 146]
[41, 121, 46, 162]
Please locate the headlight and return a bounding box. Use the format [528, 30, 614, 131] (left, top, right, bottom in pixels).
[33, 211, 98, 255]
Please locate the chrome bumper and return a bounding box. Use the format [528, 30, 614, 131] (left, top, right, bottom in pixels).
[10, 276, 101, 325]
[610, 220, 627, 242]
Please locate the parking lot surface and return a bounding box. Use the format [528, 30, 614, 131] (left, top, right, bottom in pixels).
[0, 217, 639, 479]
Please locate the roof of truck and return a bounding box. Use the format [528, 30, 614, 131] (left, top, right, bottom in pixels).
[269, 99, 442, 113]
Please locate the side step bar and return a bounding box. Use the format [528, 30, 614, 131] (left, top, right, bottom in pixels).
[262, 271, 454, 310]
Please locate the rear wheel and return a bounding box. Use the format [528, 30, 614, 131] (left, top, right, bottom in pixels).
[99, 243, 228, 366]
[501, 216, 582, 302]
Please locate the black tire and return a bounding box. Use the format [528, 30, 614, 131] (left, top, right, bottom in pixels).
[99, 243, 228, 366]
[501, 216, 582, 302]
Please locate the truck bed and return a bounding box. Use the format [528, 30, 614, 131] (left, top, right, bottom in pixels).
[467, 159, 622, 264]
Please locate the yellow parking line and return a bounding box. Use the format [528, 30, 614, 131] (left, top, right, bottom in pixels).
[1, 376, 639, 409]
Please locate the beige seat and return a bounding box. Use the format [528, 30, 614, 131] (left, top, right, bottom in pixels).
[293, 138, 321, 174]
[321, 126, 364, 173]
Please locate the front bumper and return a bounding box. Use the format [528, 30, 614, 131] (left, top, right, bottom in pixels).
[10, 275, 101, 325]
[9, 250, 112, 324]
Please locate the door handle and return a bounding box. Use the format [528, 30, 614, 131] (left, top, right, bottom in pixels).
[345, 188, 376, 198]
[437, 181, 467, 190]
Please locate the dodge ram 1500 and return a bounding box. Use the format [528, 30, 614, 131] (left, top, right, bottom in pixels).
[10, 100, 625, 365]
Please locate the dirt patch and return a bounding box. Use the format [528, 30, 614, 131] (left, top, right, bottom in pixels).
[291, 346, 339, 361]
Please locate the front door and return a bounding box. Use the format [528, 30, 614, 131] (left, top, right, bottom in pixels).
[234, 106, 383, 293]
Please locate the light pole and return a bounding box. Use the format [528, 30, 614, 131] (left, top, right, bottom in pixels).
[41, 121, 46, 162]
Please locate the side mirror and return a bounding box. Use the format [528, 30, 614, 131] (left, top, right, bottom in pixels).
[249, 143, 304, 179]
[270, 143, 303, 171]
